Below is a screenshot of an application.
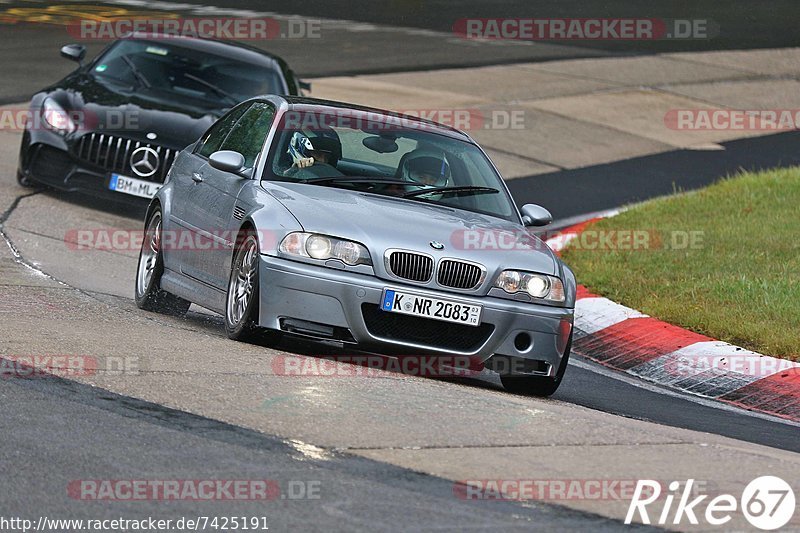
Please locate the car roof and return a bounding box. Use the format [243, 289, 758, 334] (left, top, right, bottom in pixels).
[276, 96, 473, 141]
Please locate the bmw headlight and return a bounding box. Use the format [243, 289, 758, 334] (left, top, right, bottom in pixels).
[41, 98, 77, 134]
[279, 232, 372, 266]
[494, 270, 565, 303]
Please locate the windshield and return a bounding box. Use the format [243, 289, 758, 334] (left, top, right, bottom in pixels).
[90, 40, 286, 107]
[266, 110, 517, 221]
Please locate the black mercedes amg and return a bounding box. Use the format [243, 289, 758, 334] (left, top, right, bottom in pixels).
[17, 34, 306, 203]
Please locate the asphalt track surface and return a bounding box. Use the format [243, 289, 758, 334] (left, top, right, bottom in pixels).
[3, 375, 643, 531]
[3, 0, 800, 102]
[1, 1, 800, 531]
[139, 0, 800, 53]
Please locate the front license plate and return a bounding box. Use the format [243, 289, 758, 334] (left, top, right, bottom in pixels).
[381, 289, 482, 327]
[109, 174, 162, 199]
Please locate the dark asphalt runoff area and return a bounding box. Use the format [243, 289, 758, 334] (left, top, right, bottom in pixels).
[1, 374, 646, 532]
[159, 0, 800, 53]
[2, 0, 800, 101]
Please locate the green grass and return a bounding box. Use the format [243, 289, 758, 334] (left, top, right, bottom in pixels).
[561, 167, 800, 361]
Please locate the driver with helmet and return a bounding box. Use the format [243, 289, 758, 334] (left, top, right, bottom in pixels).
[285, 130, 344, 178]
[382, 147, 453, 198]
[399, 148, 452, 188]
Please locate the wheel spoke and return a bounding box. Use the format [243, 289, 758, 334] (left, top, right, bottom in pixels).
[227, 235, 260, 328]
[137, 214, 163, 297]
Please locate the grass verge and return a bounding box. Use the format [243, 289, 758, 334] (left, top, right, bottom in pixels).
[561, 166, 799, 361]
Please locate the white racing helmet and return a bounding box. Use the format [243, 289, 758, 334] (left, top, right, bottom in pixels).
[288, 132, 314, 166]
[288, 131, 341, 167]
[400, 149, 451, 188]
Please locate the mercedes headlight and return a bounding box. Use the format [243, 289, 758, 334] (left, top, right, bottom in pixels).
[279, 232, 371, 266]
[41, 98, 77, 134]
[494, 270, 565, 303]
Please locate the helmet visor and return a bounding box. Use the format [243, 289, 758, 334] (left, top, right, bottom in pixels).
[406, 156, 450, 187]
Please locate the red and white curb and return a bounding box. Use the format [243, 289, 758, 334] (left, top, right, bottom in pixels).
[546, 219, 800, 423]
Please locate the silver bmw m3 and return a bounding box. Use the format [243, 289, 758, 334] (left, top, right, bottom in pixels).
[135, 95, 577, 396]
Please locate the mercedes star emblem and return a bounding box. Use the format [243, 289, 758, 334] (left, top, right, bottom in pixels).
[130, 146, 160, 178]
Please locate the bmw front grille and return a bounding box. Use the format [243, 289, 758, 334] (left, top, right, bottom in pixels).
[386, 250, 434, 282]
[436, 259, 485, 290]
[385, 250, 486, 290]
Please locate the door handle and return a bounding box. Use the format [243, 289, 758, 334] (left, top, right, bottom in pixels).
[192, 173, 204, 183]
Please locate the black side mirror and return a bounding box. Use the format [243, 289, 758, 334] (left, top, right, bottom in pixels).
[60, 44, 87, 66]
[298, 80, 312, 93]
[520, 204, 553, 227]
[209, 150, 246, 174]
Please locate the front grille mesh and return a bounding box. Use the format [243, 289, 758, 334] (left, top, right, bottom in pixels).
[437, 260, 483, 289]
[31, 146, 72, 181]
[387, 251, 433, 282]
[361, 304, 494, 352]
[74, 133, 176, 183]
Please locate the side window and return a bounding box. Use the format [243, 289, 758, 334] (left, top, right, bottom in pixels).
[196, 104, 250, 158]
[220, 102, 276, 168]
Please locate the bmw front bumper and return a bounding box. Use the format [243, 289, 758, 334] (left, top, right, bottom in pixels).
[259, 255, 573, 376]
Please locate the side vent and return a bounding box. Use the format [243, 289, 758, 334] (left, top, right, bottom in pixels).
[233, 205, 246, 221]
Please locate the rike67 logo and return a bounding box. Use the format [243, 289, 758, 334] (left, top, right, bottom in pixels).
[626, 476, 796, 530]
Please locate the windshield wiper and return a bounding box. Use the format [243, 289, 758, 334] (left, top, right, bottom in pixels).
[120, 55, 151, 89]
[402, 186, 500, 198]
[182, 73, 237, 105]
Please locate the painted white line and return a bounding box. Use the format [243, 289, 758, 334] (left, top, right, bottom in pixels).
[547, 208, 622, 233]
[574, 297, 648, 336]
[544, 232, 578, 253]
[545, 209, 623, 253]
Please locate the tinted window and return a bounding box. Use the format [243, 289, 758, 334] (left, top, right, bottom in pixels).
[220, 102, 276, 168]
[197, 104, 250, 158]
[267, 111, 517, 221]
[92, 40, 287, 106]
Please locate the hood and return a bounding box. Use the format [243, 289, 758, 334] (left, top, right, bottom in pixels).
[265, 182, 558, 277]
[49, 73, 222, 148]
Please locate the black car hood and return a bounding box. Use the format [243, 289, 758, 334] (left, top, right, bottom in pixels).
[50, 73, 223, 148]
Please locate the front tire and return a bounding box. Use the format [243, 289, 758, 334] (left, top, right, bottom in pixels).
[16, 170, 38, 189]
[135, 207, 191, 316]
[225, 230, 281, 346]
[500, 334, 572, 397]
